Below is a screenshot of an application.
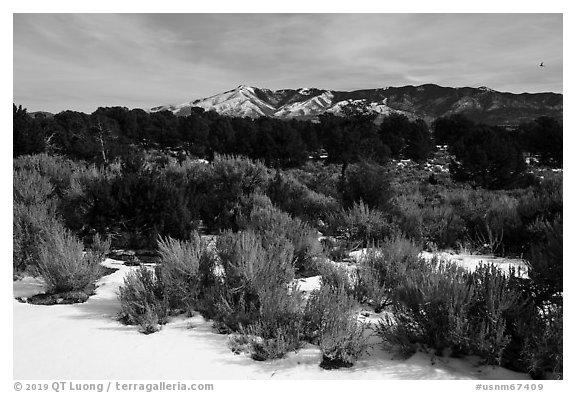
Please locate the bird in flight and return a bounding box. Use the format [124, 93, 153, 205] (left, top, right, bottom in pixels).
[540, 62, 545, 67]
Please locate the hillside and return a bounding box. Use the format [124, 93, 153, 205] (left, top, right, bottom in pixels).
[150, 84, 563, 126]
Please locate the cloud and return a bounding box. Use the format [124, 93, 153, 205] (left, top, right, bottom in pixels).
[13, 13, 562, 113]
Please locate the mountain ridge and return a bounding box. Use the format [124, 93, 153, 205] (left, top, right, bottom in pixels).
[150, 84, 563, 126]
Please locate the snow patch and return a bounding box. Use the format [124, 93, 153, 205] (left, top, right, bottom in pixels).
[13, 257, 530, 379]
[349, 249, 527, 277]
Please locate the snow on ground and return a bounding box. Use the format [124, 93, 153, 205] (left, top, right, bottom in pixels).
[349, 249, 528, 278]
[13, 259, 530, 380]
[294, 275, 322, 294]
[419, 251, 528, 278]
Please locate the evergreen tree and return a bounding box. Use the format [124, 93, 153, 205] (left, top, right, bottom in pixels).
[404, 118, 434, 162]
[178, 111, 210, 157]
[13, 104, 45, 157]
[449, 124, 526, 189]
[432, 114, 476, 146]
[379, 113, 410, 157]
[518, 116, 562, 167]
[379, 113, 433, 161]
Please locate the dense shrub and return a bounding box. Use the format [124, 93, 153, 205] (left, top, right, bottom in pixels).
[244, 205, 321, 273]
[303, 284, 368, 369]
[519, 304, 562, 379]
[435, 190, 523, 254]
[58, 164, 120, 234]
[289, 161, 341, 199]
[506, 215, 563, 379]
[326, 201, 397, 247]
[13, 153, 83, 197]
[118, 266, 169, 334]
[517, 176, 562, 238]
[341, 161, 394, 211]
[392, 186, 467, 250]
[474, 195, 521, 254]
[13, 202, 63, 275]
[316, 261, 355, 296]
[378, 259, 525, 365]
[377, 260, 472, 357]
[207, 231, 305, 359]
[16, 154, 202, 248]
[466, 264, 524, 364]
[88, 233, 111, 261]
[13, 154, 125, 242]
[211, 230, 297, 331]
[320, 236, 353, 262]
[266, 171, 339, 224]
[37, 226, 105, 293]
[112, 169, 195, 248]
[355, 236, 421, 310]
[156, 234, 212, 314]
[229, 320, 302, 361]
[13, 167, 62, 274]
[391, 184, 553, 256]
[13, 169, 55, 206]
[525, 216, 562, 307]
[231, 284, 304, 360]
[201, 155, 270, 231]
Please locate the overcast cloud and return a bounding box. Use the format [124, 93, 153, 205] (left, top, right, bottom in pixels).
[13, 13, 563, 113]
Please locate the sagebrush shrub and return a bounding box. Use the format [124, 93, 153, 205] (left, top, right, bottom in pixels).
[479, 195, 521, 254]
[393, 190, 467, 250]
[208, 231, 305, 359]
[13, 202, 63, 274]
[511, 214, 562, 379]
[387, 260, 474, 355]
[37, 226, 105, 293]
[289, 161, 341, 200]
[156, 233, 212, 314]
[326, 201, 396, 246]
[341, 161, 394, 211]
[266, 171, 339, 223]
[325, 237, 365, 264]
[13, 169, 55, 206]
[519, 304, 563, 379]
[356, 236, 421, 309]
[516, 176, 562, 225]
[118, 266, 169, 334]
[212, 230, 298, 332]
[376, 313, 420, 357]
[378, 258, 525, 364]
[13, 153, 80, 196]
[201, 155, 270, 231]
[317, 261, 355, 296]
[244, 206, 321, 273]
[466, 264, 524, 363]
[525, 216, 562, 307]
[89, 233, 111, 262]
[240, 317, 303, 361]
[13, 166, 62, 274]
[303, 284, 368, 369]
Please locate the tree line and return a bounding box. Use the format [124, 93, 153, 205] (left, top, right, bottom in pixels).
[14, 104, 562, 189]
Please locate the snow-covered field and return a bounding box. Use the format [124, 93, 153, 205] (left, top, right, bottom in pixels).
[13, 258, 531, 380]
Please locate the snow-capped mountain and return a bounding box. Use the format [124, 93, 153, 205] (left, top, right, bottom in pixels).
[150, 84, 563, 125]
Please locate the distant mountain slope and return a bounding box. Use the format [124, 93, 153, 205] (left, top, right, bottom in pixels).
[29, 111, 55, 119]
[150, 84, 562, 125]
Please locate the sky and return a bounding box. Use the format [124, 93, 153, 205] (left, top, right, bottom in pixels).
[13, 13, 563, 113]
